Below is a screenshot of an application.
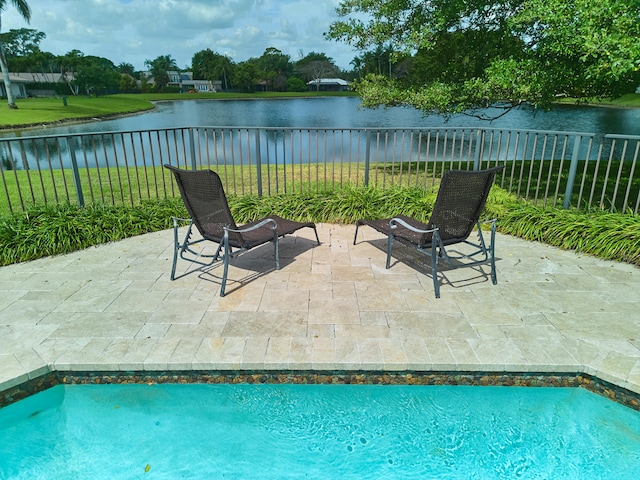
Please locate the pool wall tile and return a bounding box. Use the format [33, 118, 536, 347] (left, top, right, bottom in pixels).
[3, 370, 640, 412]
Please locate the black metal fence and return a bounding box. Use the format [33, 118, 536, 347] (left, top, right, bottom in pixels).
[1, 126, 638, 215]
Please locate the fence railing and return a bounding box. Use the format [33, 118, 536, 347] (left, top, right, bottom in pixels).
[1, 126, 638, 215]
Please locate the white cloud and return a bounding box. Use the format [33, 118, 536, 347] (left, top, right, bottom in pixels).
[1, 0, 358, 70]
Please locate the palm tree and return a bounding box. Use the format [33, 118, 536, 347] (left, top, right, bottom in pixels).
[0, 0, 31, 109]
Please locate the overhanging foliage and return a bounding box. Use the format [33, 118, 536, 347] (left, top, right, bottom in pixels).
[326, 0, 640, 118]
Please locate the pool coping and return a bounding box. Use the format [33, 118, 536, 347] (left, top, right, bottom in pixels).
[3, 368, 639, 413]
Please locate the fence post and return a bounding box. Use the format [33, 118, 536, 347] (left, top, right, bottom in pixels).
[66, 136, 84, 207]
[563, 135, 582, 209]
[364, 130, 372, 186]
[187, 128, 197, 170]
[254, 128, 263, 197]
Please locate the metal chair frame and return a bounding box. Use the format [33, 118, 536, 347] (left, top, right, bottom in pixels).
[165, 165, 319, 296]
[354, 166, 504, 298]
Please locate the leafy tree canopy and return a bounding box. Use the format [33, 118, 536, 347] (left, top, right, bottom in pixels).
[0, 27, 43, 57]
[117, 62, 136, 77]
[191, 48, 234, 89]
[295, 51, 339, 84]
[326, 0, 640, 118]
[144, 54, 177, 91]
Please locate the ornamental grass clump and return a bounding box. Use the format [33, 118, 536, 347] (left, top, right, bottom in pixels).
[0, 198, 183, 266]
[1, 185, 638, 267]
[496, 204, 640, 266]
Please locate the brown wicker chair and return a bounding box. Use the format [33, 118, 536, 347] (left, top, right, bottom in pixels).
[165, 165, 320, 296]
[354, 166, 504, 298]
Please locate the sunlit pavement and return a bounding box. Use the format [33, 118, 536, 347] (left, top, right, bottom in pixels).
[1, 224, 639, 395]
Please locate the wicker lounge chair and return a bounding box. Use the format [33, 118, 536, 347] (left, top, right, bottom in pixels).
[165, 164, 320, 296]
[353, 166, 504, 298]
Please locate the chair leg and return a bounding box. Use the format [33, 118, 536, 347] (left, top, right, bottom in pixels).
[312, 226, 321, 245]
[274, 234, 280, 270]
[171, 217, 195, 281]
[386, 234, 394, 269]
[490, 222, 498, 285]
[432, 240, 440, 299]
[353, 223, 360, 245]
[220, 233, 230, 297]
[170, 218, 180, 281]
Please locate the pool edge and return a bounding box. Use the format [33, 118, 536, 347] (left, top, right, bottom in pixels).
[2, 370, 639, 412]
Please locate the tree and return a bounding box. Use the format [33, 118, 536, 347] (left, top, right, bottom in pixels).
[0, 0, 31, 109]
[286, 77, 307, 92]
[326, 0, 640, 118]
[257, 47, 293, 91]
[57, 49, 85, 95]
[119, 73, 138, 93]
[74, 56, 119, 96]
[191, 49, 234, 90]
[295, 52, 339, 90]
[116, 62, 136, 77]
[7, 49, 54, 77]
[144, 54, 177, 92]
[232, 60, 259, 93]
[0, 27, 42, 57]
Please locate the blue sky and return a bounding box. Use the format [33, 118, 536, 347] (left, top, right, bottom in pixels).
[2, 0, 358, 71]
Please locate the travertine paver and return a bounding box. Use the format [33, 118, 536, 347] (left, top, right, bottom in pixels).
[0, 224, 639, 396]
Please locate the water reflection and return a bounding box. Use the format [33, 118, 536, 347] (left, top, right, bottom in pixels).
[4, 97, 640, 138]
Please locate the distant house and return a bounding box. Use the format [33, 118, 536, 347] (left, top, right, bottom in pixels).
[307, 78, 350, 92]
[0, 74, 29, 98]
[2, 72, 75, 97]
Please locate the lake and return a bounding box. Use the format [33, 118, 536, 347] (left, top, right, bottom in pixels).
[8, 96, 640, 138]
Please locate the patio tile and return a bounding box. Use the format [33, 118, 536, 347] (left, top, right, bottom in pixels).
[265, 337, 292, 369]
[289, 337, 314, 369]
[222, 311, 307, 337]
[387, 312, 476, 339]
[1, 226, 639, 401]
[423, 338, 456, 369]
[242, 337, 268, 369]
[259, 289, 310, 312]
[0, 355, 31, 390]
[357, 339, 385, 370]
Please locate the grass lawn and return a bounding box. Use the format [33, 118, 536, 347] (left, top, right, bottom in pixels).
[0, 95, 155, 129]
[0, 91, 359, 130]
[555, 93, 640, 108]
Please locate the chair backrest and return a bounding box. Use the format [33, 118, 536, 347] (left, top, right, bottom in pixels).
[424, 166, 504, 246]
[164, 165, 241, 243]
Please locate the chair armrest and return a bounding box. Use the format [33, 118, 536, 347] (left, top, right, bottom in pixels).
[224, 218, 277, 234]
[389, 217, 438, 234]
[171, 216, 192, 227]
[480, 218, 498, 225]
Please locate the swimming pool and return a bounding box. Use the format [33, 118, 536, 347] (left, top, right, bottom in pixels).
[1, 383, 640, 478]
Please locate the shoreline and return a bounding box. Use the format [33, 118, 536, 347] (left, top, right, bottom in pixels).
[0, 107, 156, 133]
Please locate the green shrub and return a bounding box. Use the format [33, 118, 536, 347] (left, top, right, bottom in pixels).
[1, 185, 638, 267]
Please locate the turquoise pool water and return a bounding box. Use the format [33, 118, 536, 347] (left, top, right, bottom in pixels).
[1, 384, 640, 479]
